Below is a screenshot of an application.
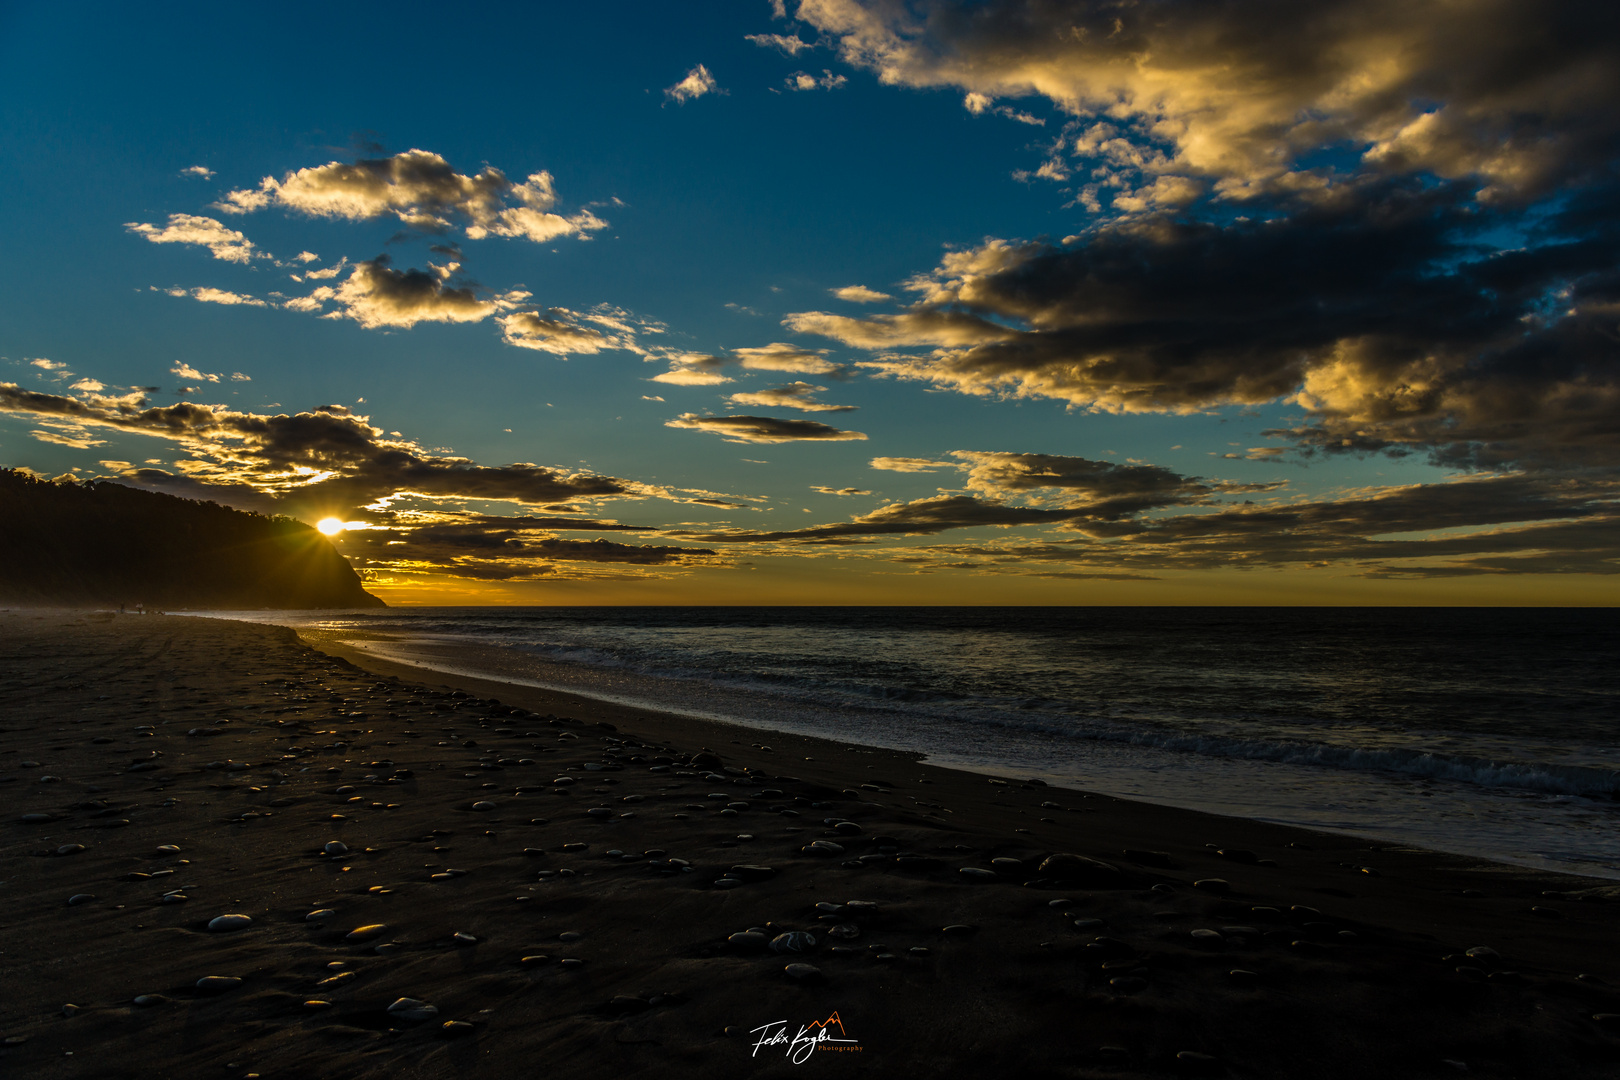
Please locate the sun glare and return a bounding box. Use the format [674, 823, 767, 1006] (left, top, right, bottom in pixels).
[316, 517, 345, 536]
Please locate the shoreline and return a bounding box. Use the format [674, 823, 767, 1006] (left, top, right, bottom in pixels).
[286, 622, 1620, 883]
[5, 611, 1620, 1079]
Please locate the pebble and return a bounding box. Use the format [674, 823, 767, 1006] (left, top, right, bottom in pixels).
[62, 1004, 82, 1017]
[729, 864, 777, 881]
[1036, 853, 1121, 885]
[345, 924, 388, 942]
[959, 867, 997, 880]
[305, 909, 335, 921]
[770, 931, 817, 954]
[195, 976, 242, 993]
[1227, 969, 1260, 985]
[1108, 976, 1148, 993]
[323, 842, 348, 856]
[1192, 878, 1231, 894]
[208, 914, 252, 932]
[441, 1020, 475, 1037]
[585, 808, 613, 818]
[1190, 929, 1224, 942]
[67, 894, 96, 906]
[807, 840, 844, 855]
[519, 955, 550, 966]
[452, 932, 477, 946]
[1073, 918, 1106, 930]
[156, 845, 181, 854]
[827, 924, 860, 939]
[783, 963, 822, 980]
[20, 813, 52, 824]
[303, 1000, 333, 1010]
[132, 995, 168, 1007]
[387, 998, 439, 1022]
[472, 801, 497, 811]
[729, 932, 770, 950]
[560, 958, 585, 969]
[941, 924, 977, 936]
[56, 844, 86, 856]
[558, 931, 584, 942]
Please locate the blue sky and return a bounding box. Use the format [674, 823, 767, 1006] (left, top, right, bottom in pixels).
[2, 1, 1616, 604]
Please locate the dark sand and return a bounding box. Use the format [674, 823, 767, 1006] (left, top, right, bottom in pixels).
[3, 611, 1618, 1079]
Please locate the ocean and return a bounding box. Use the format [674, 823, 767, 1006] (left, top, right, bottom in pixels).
[199, 606, 1620, 879]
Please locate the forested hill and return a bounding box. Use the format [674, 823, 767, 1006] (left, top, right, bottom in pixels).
[0, 470, 384, 609]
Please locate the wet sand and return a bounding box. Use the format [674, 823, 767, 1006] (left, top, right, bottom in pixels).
[3, 610, 1618, 1079]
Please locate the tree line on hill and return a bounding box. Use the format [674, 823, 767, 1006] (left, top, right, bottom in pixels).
[0, 469, 384, 609]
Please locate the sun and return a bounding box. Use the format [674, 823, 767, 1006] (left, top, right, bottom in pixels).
[316, 517, 345, 536]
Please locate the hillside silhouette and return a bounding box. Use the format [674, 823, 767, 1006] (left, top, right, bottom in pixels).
[0, 470, 384, 609]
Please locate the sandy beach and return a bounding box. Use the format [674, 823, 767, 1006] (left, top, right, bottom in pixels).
[3, 610, 1618, 1079]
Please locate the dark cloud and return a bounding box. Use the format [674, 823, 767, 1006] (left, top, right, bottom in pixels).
[916, 475, 1620, 576]
[793, 175, 1620, 470]
[217, 149, 606, 244]
[324, 255, 516, 329]
[335, 520, 715, 580]
[664, 413, 869, 443]
[800, 0, 1620, 203]
[727, 382, 857, 412]
[680, 494, 1107, 541]
[0, 386, 646, 514]
[951, 451, 1221, 515]
[782, 2, 1620, 473]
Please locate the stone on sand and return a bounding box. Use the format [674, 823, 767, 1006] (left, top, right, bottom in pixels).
[387, 998, 439, 1022]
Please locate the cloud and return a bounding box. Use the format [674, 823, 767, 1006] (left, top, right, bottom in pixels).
[787, 70, 847, 91]
[726, 382, 856, 412]
[161, 286, 267, 307]
[653, 368, 733, 386]
[664, 413, 869, 443]
[0, 385, 657, 517]
[832, 285, 891, 303]
[216, 150, 605, 244]
[324, 255, 520, 329]
[785, 307, 1012, 349]
[30, 359, 69, 372]
[650, 353, 733, 385]
[797, 0, 1620, 204]
[676, 455, 1620, 577]
[69, 379, 104, 392]
[789, 178, 1620, 471]
[500, 310, 615, 355]
[126, 214, 257, 263]
[684, 493, 1102, 541]
[171, 364, 221, 384]
[30, 427, 106, 449]
[870, 456, 951, 472]
[746, 32, 810, 55]
[665, 64, 722, 104]
[950, 451, 1217, 516]
[734, 341, 847, 375]
[811, 486, 871, 495]
[180, 165, 215, 179]
[332, 517, 716, 580]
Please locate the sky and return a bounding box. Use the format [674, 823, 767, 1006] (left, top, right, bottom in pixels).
[2, 0, 1617, 606]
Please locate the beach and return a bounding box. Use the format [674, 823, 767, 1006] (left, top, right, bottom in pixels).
[3, 610, 1619, 1079]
